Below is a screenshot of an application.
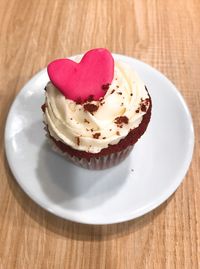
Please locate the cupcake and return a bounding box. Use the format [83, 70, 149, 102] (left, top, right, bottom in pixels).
[42, 48, 152, 169]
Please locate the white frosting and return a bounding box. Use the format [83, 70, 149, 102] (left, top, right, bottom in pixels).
[44, 60, 150, 153]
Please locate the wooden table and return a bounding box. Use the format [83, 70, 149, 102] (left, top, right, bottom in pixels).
[0, 0, 199, 268]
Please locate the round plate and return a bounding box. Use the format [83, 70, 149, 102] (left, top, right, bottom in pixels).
[5, 54, 194, 225]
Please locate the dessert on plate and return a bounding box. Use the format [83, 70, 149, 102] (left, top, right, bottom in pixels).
[42, 48, 152, 169]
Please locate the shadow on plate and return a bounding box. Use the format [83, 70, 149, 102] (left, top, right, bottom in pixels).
[4, 150, 171, 241]
[36, 141, 130, 210]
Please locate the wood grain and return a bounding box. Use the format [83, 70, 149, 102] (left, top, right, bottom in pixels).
[0, 0, 200, 268]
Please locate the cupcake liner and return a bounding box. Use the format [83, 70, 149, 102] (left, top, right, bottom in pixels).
[46, 133, 133, 170]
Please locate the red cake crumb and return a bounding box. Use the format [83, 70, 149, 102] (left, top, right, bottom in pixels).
[75, 97, 83, 104]
[114, 116, 129, 125]
[41, 103, 47, 112]
[141, 104, 147, 112]
[100, 101, 105, 106]
[84, 119, 90, 124]
[76, 137, 80, 146]
[93, 133, 101, 139]
[87, 95, 94, 102]
[83, 103, 98, 113]
[102, 84, 110, 91]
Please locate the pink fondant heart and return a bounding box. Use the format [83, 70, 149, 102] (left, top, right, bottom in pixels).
[47, 48, 114, 102]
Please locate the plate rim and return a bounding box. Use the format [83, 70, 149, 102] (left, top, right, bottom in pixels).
[4, 54, 195, 225]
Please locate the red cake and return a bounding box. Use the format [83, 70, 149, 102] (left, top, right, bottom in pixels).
[42, 49, 152, 169]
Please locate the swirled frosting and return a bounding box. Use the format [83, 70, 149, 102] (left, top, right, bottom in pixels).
[44, 60, 150, 153]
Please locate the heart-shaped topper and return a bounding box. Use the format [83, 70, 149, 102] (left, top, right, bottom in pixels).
[47, 48, 114, 102]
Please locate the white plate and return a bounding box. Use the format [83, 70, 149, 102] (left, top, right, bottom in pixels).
[5, 54, 194, 225]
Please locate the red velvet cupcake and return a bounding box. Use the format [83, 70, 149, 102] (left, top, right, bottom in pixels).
[42, 49, 152, 169]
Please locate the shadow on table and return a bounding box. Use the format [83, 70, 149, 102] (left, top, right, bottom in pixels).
[4, 151, 171, 241]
